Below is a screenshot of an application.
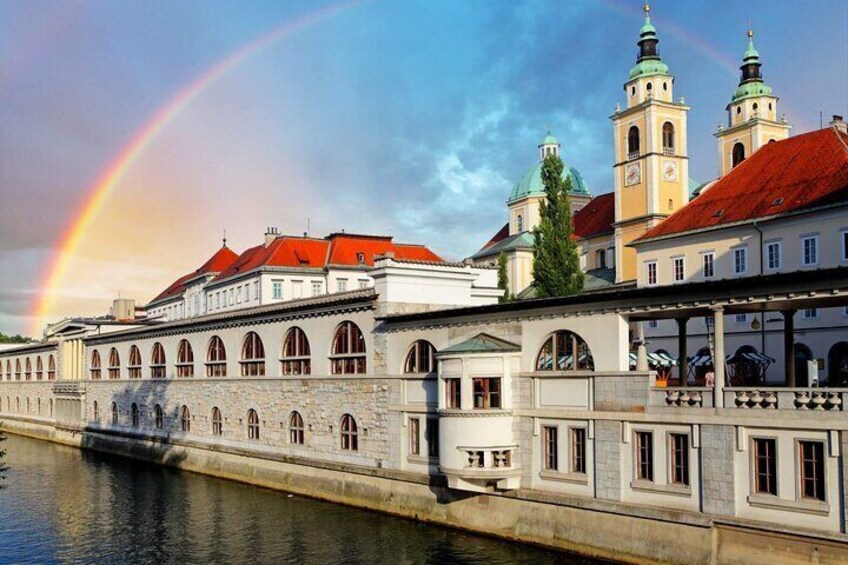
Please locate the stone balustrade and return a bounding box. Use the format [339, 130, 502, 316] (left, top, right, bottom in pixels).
[650, 387, 714, 408]
[723, 388, 846, 411]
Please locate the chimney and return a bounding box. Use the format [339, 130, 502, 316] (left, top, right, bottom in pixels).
[111, 298, 136, 321]
[264, 227, 279, 247]
[829, 115, 847, 135]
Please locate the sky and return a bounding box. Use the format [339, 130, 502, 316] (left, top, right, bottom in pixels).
[1, 0, 846, 337]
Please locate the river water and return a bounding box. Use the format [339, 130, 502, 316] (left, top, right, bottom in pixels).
[0, 434, 606, 565]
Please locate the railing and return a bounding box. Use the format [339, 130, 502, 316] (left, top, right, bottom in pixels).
[724, 388, 846, 411]
[458, 446, 516, 470]
[52, 381, 86, 395]
[627, 151, 640, 161]
[662, 147, 674, 156]
[657, 387, 714, 408]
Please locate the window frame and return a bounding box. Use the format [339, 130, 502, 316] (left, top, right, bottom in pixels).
[90, 350, 101, 380]
[206, 336, 227, 377]
[751, 437, 778, 496]
[542, 425, 558, 471]
[108, 348, 121, 380]
[444, 378, 461, 409]
[669, 433, 690, 486]
[281, 327, 311, 375]
[797, 440, 826, 502]
[645, 261, 658, 286]
[404, 340, 436, 374]
[472, 377, 502, 409]
[409, 417, 421, 456]
[240, 332, 266, 377]
[801, 234, 819, 267]
[176, 339, 195, 378]
[289, 411, 304, 445]
[180, 405, 191, 433]
[672, 256, 685, 283]
[211, 407, 223, 436]
[733, 246, 747, 275]
[330, 321, 366, 375]
[765, 240, 782, 271]
[127, 345, 142, 379]
[154, 404, 164, 430]
[247, 409, 260, 440]
[701, 252, 715, 279]
[571, 427, 587, 475]
[150, 342, 166, 379]
[635, 430, 654, 482]
[340, 413, 358, 451]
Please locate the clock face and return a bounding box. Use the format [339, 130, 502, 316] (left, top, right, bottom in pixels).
[663, 159, 678, 181]
[625, 162, 641, 186]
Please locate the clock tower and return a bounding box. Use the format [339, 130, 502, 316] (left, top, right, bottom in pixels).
[715, 29, 790, 177]
[612, 3, 690, 283]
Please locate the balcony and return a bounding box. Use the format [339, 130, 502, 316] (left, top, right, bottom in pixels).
[627, 151, 640, 161]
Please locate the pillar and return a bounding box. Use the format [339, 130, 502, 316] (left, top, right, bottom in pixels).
[711, 306, 725, 408]
[783, 310, 796, 387]
[636, 322, 648, 371]
[677, 317, 688, 384]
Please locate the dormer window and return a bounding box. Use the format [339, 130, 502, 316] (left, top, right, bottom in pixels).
[357, 252, 366, 264]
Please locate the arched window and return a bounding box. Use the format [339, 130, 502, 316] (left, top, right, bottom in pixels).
[516, 214, 524, 232]
[535, 331, 594, 371]
[331, 322, 366, 375]
[404, 340, 436, 374]
[247, 409, 260, 440]
[111, 402, 118, 425]
[37, 398, 41, 415]
[15, 397, 19, 412]
[646, 81, 653, 92]
[212, 407, 223, 436]
[827, 342, 848, 385]
[289, 411, 304, 445]
[281, 327, 311, 375]
[131, 403, 139, 427]
[662, 122, 675, 154]
[206, 336, 227, 377]
[35, 356, 43, 380]
[154, 404, 164, 430]
[150, 342, 166, 378]
[108, 348, 120, 379]
[49, 399, 53, 417]
[177, 340, 194, 378]
[24, 358, 31, 380]
[732, 142, 745, 167]
[627, 126, 640, 158]
[340, 414, 358, 451]
[14, 360, 21, 380]
[90, 351, 101, 380]
[26, 398, 30, 413]
[4, 360, 10, 381]
[47, 355, 55, 381]
[93, 401, 99, 422]
[795, 343, 814, 388]
[128, 346, 142, 379]
[241, 332, 266, 376]
[180, 405, 191, 432]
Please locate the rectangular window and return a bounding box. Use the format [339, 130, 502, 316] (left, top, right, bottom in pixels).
[801, 235, 818, 266]
[236, 287, 242, 303]
[571, 428, 586, 474]
[734, 247, 747, 275]
[272, 281, 283, 300]
[735, 313, 748, 323]
[803, 308, 819, 319]
[358, 279, 369, 290]
[253, 281, 259, 300]
[842, 230, 848, 261]
[799, 441, 825, 501]
[647, 319, 659, 329]
[669, 433, 690, 486]
[635, 431, 654, 481]
[646, 261, 657, 286]
[472, 377, 501, 409]
[292, 280, 303, 299]
[409, 418, 420, 456]
[229, 289, 234, 305]
[445, 378, 461, 409]
[753, 438, 777, 495]
[673, 257, 685, 282]
[542, 426, 558, 471]
[702, 252, 715, 278]
[337, 279, 348, 293]
[312, 282, 322, 296]
[426, 419, 439, 457]
[766, 241, 782, 271]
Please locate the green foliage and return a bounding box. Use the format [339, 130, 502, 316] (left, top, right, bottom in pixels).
[532, 154, 584, 298]
[497, 252, 512, 303]
[0, 332, 32, 344]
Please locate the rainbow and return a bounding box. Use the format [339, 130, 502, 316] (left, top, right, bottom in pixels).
[30, 0, 368, 335]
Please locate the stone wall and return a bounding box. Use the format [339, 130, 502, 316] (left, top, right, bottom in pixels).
[701, 424, 736, 516]
[594, 419, 621, 501]
[0, 381, 56, 423]
[593, 373, 650, 412]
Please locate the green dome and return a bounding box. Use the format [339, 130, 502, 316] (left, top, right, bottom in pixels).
[732, 81, 773, 102]
[508, 160, 590, 202]
[629, 58, 669, 80]
[540, 133, 559, 145]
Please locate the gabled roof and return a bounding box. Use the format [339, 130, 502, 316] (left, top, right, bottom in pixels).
[635, 127, 848, 244]
[477, 223, 509, 254]
[470, 231, 535, 260]
[573, 192, 615, 239]
[149, 246, 239, 304]
[437, 332, 521, 355]
[324, 233, 443, 266]
[217, 237, 330, 279]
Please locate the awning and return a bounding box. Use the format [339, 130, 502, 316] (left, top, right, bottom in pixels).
[688, 354, 714, 367]
[628, 351, 678, 368]
[740, 351, 775, 364]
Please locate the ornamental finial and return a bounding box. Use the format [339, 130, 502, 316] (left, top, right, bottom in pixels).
[644, 3, 650, 15]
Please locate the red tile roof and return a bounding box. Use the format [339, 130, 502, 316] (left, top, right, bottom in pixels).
[150, 246, 239, 304]
[325, 233, 443, 266]
[637, 128, 848, 243]
[217, 237, 330, 279]
[573, 192, 615, 239]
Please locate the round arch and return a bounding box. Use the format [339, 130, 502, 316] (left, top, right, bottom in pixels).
[827, 342, 848, 385]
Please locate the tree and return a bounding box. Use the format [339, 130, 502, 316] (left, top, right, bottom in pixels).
[0, 332, 32, 344]
[532, 153, 584, 298]
[497, 252, 512, 303]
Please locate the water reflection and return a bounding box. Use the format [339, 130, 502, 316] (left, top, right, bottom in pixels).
[0, 434, 605, 564]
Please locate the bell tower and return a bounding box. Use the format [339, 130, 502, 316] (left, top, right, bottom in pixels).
[612, 3, 690, 283]
[715, 29, 790, 177]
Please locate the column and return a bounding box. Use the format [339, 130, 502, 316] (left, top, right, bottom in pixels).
[677, 317, 688, 385]
[783, 310, 796, 387]
[711, 306, 725, 408]
[636, 322, 648, 371]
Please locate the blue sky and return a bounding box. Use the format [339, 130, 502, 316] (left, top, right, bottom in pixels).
[0, 0, 846, 335]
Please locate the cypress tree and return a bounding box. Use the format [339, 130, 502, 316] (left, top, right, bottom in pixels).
[497, 252, 512, 303]
[532, 153, 584, 297]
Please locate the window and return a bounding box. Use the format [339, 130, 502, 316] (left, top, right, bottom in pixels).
[627, 126, 640, 158]
[293, 280, 304, 298]
[799, 441, 825, 501]
[229, 289, 234, 305]
[571, 428, 586, 474]
[803, 308, 819, 319]
[842, 230, 848, 261]
[236, 286, 242, 304]
[340, 414, 358, 451]
[445, 378, 461, 409]
[426, 419, 438, 457]
[702, 253, 715, 278]
[409, 418, 421, 456]
[645, 261, 657, 285]
[111, 402, 119, 425]
[14, 360, 20, 380]
[734, 247, 747, 275]
[177, 340, 194, 378]
[669, 433, 689, 486]
[90, 351, 101, 380]
[515, 214, 524, 233]
[253, 281, 260, 301]
[472, 377, 501, 409]
[358, 280, 369, 290]
[543, 426, 558, 471]
[150, 342, 166, 378]
[131, 403, 139, 427]
[535, 330, 594, 371]
[47, 355, 55, 380]
[24, 358, 31, 380]
[128, 345, 142, 379]
[35, 357, 43, 381]
[212, 407, 223, 436]
[801, 235, 818, 266]
[108, 348, 120, 379]
[596, 249, 606, 269]
[673, 257, 685, 282]
[241, 332, 266, 376]
[735, 314, 748, 323]
[154, 404, 164, 430]
[404, 340, 436, 374]
[732, 143, 745, 167]
[281, 327, 311, 375]
[766, 241, 782, 270]
[311, 282, 322, 296]
[337, 279, 348, 293]
[180, 405, 191, 432]
[289, 411, 304, 445]
[647, 319, 659, 329]
[93, 401, 99, 422]
[206, 336, 227, 377]
[662, 122, 674, 154]
[753, 438, 777, 495]
[330, 321, 366, 374]
[635, 431, 654, 481]
[247, 409, 260, 440]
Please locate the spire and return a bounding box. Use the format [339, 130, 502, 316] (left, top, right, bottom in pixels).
[538, 130, 560, 161]
[731, 27, 772, 101]
[222, 228, 228, 248]
[628, 2, 668, 79]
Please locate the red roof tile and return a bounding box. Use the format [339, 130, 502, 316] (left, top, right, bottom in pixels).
[637, 128, 848, 242]
[573, 192, 615, 239]
[150, 246, 239, 304]
[325, 233, 443, 266]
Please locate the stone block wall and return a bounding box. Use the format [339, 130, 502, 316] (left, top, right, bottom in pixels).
[593, 373, 650, 412]
[594, 419, 621, 501]
[700, 424, 736, 516]
[0, 382, 56, 422]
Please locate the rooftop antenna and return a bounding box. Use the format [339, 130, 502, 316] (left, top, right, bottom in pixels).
[222, 228, 227, 247]
[307, 217, 311, 237]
